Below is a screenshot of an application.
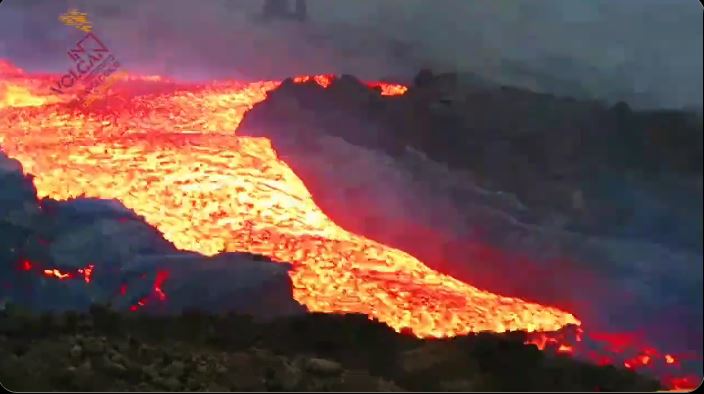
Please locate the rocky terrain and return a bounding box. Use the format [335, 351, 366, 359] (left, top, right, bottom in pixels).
[0, 305, 660, 391]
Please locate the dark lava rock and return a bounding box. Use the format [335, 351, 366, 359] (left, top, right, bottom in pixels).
[118, 253, 306, 319]
[237, 70, 703, 250]
[0, 308, 663, 392]
[0, 149, 304, 320]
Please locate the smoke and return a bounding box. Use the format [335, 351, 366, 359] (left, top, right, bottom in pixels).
[1, 0, 701, 108]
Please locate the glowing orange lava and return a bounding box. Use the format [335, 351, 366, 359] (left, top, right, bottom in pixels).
[0, 63, 578, 338]
[21, 262, 96, 283]
[2, 62, 699, 390]
[42, 269, 73, 280]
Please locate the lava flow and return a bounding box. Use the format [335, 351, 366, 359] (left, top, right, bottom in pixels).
[0, 61, 699, 389]
[0, 61, 577, 337]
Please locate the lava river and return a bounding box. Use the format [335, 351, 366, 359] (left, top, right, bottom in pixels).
[0, 61, 700, 390]
[0, 61, 580, 337]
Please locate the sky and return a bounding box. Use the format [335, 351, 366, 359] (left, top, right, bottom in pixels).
[0, 0, 701, 109]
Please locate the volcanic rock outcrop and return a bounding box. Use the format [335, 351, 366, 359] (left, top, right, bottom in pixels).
[239, 71, 703, 250]
[0, 151, 304, 318]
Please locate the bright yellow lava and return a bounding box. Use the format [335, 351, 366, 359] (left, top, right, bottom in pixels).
[0, 66, 579, 338]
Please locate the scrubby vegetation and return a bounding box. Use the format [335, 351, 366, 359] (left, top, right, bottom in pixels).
[0, 304, 661, 391]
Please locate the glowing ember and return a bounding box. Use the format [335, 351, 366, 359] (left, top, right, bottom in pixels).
[557, 344, 574, 354]
[663, 376, 701, 391]
[528, 329, 700, 389]
[126, 271, 170, 311]
[368, 81, 409, 96]
[293, 74, 334, 87]
[21, 261, 97, 283]
[77, 264, 95, 284]
[153, 271, 169, 302]
[292, 74, 408, 96]
[29, 263, 168, 311]
[42, 269, 72, 280]
[129, 300, 146, 312]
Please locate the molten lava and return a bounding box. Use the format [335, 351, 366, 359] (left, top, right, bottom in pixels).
[0, 64, 577, 337]
[42, 268, 73, 280]
[21, 262, 95, 284]
[0, 62, 699, 389]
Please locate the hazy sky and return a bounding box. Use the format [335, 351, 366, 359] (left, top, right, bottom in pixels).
[0, 0, 701, 109]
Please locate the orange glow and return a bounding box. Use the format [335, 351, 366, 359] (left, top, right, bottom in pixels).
[293, 74, 334, 88]
[77, 264, 95, 284]
[2, 63, 700, 390]
[368, 81, 409, 96]
[557, 344, 574, 354]
[0, 83, 62, 109]
[42, 269, 72, 280]
[0, 64, 578, 338]
[293, 74, 407, 95]
[0, 60, 25, 76]
[663, 376, 701, 391]
[624, 349, 658, 369]
[153, 271, 169, 301]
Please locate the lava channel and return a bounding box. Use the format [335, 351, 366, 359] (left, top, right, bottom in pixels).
[0, 61, 578, 338]
[2, 61, 700, 390]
